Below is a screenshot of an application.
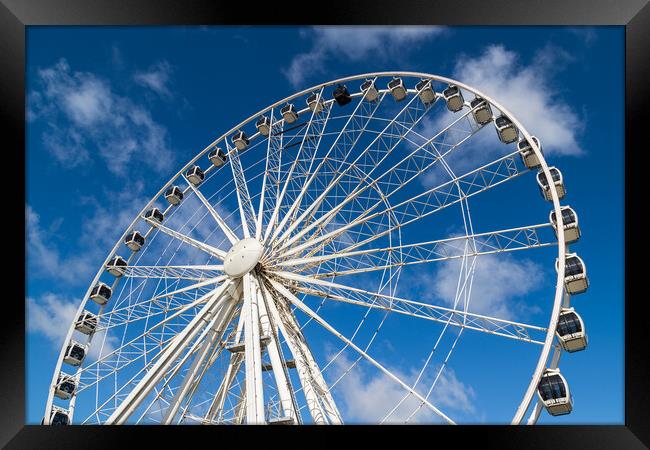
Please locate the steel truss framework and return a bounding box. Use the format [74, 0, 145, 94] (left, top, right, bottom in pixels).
[43, 72, 578, 426]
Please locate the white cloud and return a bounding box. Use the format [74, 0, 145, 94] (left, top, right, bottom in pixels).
[284, 26, 445, 88]
[330, 352, 475, 423]
[452, 44, 584, 156]
[29, 58, 175, 175]
[133, 60, 173, 98]
[567, 27, 597, 45]
[27, 292, 118, 361]
[26, 204, 95, 284]
[411, 251, 544, 320]
[26, 179, 151, 287]
[27, 293, 79, 347]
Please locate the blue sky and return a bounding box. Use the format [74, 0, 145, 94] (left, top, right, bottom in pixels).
[26, 26, 624, 424]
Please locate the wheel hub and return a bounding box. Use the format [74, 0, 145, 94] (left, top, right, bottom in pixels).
[223, 238, 263, 278]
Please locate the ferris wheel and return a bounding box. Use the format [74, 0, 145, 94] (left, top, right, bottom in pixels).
[42, 72, 589, 425]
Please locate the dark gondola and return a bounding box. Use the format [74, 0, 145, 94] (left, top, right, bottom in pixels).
[333, 84, 352, 106]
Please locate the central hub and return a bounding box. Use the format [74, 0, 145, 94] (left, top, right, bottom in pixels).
[223, 238, 263, 278]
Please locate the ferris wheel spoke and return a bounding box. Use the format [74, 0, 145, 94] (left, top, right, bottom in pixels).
[261, 87, 329, 245]
[270, 270, 546, 345]
[274, 99, 483, 254]
[144, 218, 227, 260]
[276, 150, 526, 262]
[225, 140, 257, 238]
[256, 108, 282, 240]
[105, 281, 237, 424]
[76, 285, 227, 399]
[97, 287, 218, 334]
[275, 101, 334, 242]
[161, 297, 240, 424]
[279, 224, 555, 278]
[267, 84, 384, 246]
[267, 277, 456, 424]
[122, 265, 224, 281]
[183, 174, 239, 245]
[272, 90, 431, 250]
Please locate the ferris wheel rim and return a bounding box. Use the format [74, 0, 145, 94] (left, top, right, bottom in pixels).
[43, 71, 569, 425]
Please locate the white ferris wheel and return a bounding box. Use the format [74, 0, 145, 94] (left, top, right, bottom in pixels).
[43, 72, 589, 425]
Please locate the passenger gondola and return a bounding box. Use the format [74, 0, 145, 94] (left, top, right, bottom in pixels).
[54, 372, 77, 400]
[281, 103, 298, 123]
[208, 148, 227, 167]
[536, 167, 566, 201]
[75, 310, 98, 335]
[443, 85, 464, 112]
[232, 131, 249, 151]
[307, 92, 324, 113]
[256, 116, 271, 136]
[550, 206, 581, 243]
[494, 115, 518, 144]
[415, 79, 436, 104]
[90, 282, 112, 305]
[333, 84, 352, 106]
[185, 165, 205, 186]
[125, 230, 145, 252]
[164, 185, 184, 205]
[537, 368, 573, 416]
[556, 253, 589, 295]
[556, 307, 588, 352]
[470, 96, 493, 125]
[518, 136, 544, 169]
[106, 256, 127, 277]
[48, 406, 70, 425]
[63, 340, 88, 367]
[387, 77, 407, 101]
[144, 207, 165, 224]
[360, 79, 379, 102]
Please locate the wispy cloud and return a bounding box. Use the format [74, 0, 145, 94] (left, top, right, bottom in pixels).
[27, 292, 118, 360]
[26, 179, 152, 287]
[29, 58, 175, 175]
[452, 44, 584, 156]
[284, 26, 446, 89]
[133, 60, 173, 98]
[567, 27, 597, 45]
[403, 249, 544, 320]
[26, 204, 96, 284]
[329, 352, 475, 423]
[27, 293, 79, 347]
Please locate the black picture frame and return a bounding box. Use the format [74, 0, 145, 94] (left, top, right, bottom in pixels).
[2, 0, 647, 447]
